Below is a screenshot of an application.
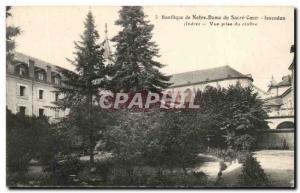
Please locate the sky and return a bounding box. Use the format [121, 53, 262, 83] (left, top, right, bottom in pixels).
[8, 6, 294, 90]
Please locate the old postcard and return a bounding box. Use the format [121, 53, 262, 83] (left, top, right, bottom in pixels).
[6, 6, 295, 188]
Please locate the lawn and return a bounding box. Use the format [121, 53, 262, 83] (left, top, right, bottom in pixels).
[216, 150, 294, 187]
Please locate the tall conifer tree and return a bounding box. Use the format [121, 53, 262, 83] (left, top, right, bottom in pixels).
[111, 6, 171, 93]
[6, 6, 21, 64]
[56, 11, 108, 165]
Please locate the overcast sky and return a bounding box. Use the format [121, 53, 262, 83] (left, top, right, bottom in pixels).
[8, 6, 294, 90]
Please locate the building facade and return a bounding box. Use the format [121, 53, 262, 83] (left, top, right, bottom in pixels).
[6, 27, 113, 121]
[166, 65, 258, 95]
[6, 52, 66, 120]
[264, 47, 295, 130]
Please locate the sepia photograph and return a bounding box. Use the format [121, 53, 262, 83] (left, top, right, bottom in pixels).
[5, 5, 295, 188]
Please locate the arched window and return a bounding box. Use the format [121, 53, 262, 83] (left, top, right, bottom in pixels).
[15, 63, 29, 77]
[276, 121, 294, 129]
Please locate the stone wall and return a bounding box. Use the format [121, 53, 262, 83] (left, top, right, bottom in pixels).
[257, 130, 294, 150]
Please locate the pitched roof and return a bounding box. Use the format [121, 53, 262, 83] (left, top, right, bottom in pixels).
[14, 52, 64, 73]
[264, 87, 291, 105]
[170, 65, 253, 88]
[281, 87, 292, 98]
[270, 75, 291, 88]
[264, 97, 283, 106]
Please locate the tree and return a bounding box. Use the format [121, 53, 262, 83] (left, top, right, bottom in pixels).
[103, 111, 154, 175]
[194, 84, 269, 150]
[6, 6, 21, 64]
[144, 110, 207, 173]
[111, 6, 171, 93]
[103, 109, 208, 185]
[237, 155, 269, 187]
[6, 109, 56, 185]
[55, 11, 110, 165]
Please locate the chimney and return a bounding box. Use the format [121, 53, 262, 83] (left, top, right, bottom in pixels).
[46, 65, 52, 83]
[269, 76, 277, 87]
[29, 59, 35, 79]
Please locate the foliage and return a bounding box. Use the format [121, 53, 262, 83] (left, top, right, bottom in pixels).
[103, 110, 156, 169]
[55, 11, 111, 165]
[111, 6, 171, 92]
[234, 134, 256, 151]
[45, 155, 84, 186]
[237, 155, 270, 187]
[145, 110, 207, 170]
[103, 108, 208, 184]
[194, 83, 269, 150]
[6, 6, 21, 64]
[105, 166, 207, 186]
[6, 109, 58, 186]
[7, 109, 53, 172]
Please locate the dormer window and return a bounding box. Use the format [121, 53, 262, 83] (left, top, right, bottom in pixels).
[19, 67, 26, 76]
[15, 63, 28, 77]
[38, 72, 45, 81]
[35, 68, 46, 82]
[54, 76, 60, 85]
[51, 73, 61, 85]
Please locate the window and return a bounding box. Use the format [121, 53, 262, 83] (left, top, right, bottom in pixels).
[38, 72, 45, 81]
[19, 86, 26, 96]
[54, 76, 60, 85]
[55, 92, 59, 102]
[39, 90, 44, 99]
[19, 67, 26, 76]
[38, 108, 44, 117]
[15, 64, 28, 77]
[19, 106, 26, 115]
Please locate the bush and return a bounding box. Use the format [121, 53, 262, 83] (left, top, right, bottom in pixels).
[106, 166, 207, 187]
[234, 134, 255, 151]
[237, 155, 269, 187]
[6, 109, 55, 186]
[46, 155, 84, 186]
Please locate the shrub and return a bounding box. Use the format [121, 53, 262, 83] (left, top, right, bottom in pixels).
[46, 155, 84, 186]
[234, 134, 255, 151]
[6, 109, 56, 186]
[106, 166, 208, 187]
[237, 155, 269, 187]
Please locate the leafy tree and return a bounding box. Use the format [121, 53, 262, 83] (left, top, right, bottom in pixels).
[145, 110, 207, 173]
[103, 111, 153, 175]
[6, 109, 57, 185]
[104, 109, 208, 181]
[111, 6, 171, 93]
[55, 11, 110, 165]
[237, 155, 269, 187]
[194, 84, 269, 150]
[6, 6, 21, 64]
[103, 109, 208, 186]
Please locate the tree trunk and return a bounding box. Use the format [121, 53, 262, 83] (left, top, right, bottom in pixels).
[89, 131, 94, 166]
[88, 93, 94, 167]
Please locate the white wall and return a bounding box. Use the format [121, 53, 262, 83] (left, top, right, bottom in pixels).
[6, 74, 65, 120]
[165, 78, 252, 94]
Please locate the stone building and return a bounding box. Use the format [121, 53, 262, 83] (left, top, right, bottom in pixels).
[257, 46, 295, 149]
[264, 46, 295, 130]
[6, 25, 112, 121]
[6, 52, 66, 120]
